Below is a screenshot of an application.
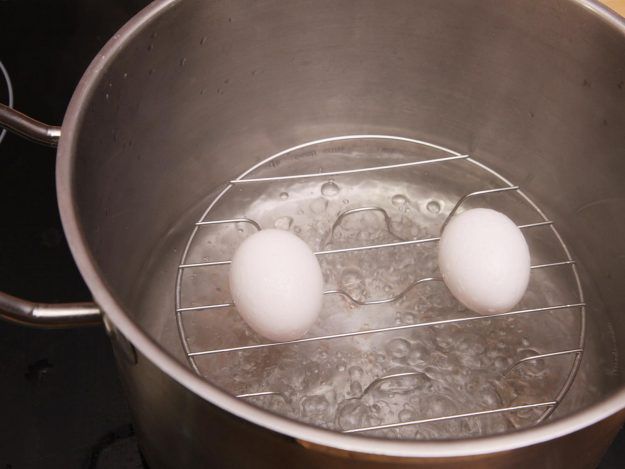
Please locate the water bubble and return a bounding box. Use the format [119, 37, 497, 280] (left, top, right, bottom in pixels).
[321, 181, 340, 197]
[407, 345, 429, 369]
[399, 408, 415, 422]
[387, 338, 410, 359]
[147, 43, 154, 51]
[456, 352, 482, 370]
[336, 399, 370, 430]
[350, 381, 363, 396]
[310, 198, 328, 214]
[274, 216, 293, 230]
[315, 349, 329, 361]
[494, 356, 510, 370]
[435, 334, 454, 350]
[414, 424, 440, 440]
[455, 332, 486, 355]
[279, 192, 289, 200]
[340, 269, 366, 301]
[507, 396, 543, 426]
[180, 58, 187, 67]
[370, 401, 391, 421]
[105, 93, 110, 101]
[427, 200, 442, 214]
[479, 386, 502, 407]
[392, 194, 408, 207]
[422, 394, 457, 418]
[123, 72, 128, 79]
[348, 366, 364, 381]
[515, 349, 546, 376]
[401, 313, 415, 324]
[302, 395, 329, 416]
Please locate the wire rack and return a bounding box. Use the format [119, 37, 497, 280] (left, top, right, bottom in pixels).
[175, 135, 585, 436]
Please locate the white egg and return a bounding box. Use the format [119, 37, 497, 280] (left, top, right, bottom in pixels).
[438, 208, 530, 315]
[229, 229, 323, 341]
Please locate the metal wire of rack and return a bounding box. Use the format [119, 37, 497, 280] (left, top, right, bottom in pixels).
[175, 135, 586, 435]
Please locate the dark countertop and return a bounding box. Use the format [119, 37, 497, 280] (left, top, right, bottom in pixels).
[1, 2, 148, 467]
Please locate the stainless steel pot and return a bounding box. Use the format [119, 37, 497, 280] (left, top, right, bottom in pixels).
[2, 0, 625, 467]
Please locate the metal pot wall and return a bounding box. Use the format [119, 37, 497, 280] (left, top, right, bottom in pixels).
[2, 0, 625, 467]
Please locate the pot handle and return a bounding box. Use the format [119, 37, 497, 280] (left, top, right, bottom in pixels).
[0, 103, 102, 327]
[0, 103, 61, 146]
[0, 292, 101, 328]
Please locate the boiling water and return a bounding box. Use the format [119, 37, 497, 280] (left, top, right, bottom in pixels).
[147, 137, 615, 440]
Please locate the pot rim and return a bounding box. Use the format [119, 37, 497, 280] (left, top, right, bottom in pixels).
[57, 0, 625, 458]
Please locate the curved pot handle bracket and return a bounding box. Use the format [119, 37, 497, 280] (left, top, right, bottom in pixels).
[0, 103, 61, 146]
[0, 292, 101, 328]
[0, 103, 102, 327]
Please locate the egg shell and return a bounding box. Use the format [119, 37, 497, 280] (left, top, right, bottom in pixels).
[438, 208, 531, 315]
[229, 229, 323, 341]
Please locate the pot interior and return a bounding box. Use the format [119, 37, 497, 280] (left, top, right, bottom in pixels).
[68, 0, 625, 442]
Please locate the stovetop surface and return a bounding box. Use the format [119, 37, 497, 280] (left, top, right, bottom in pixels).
[0, 1, 623, 468]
